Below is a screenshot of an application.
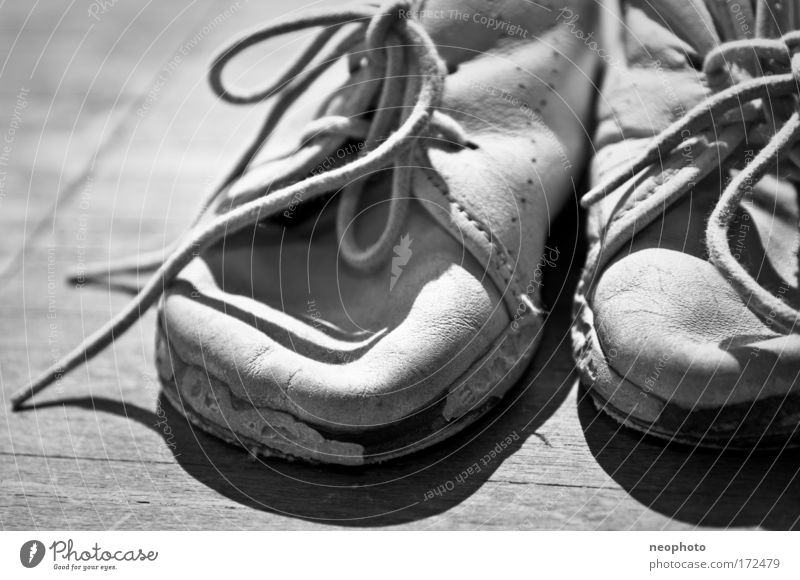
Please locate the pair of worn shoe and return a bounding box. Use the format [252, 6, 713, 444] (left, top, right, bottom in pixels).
[15, 0, 800, 464]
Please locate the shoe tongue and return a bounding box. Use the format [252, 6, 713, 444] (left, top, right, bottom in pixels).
[632, 0, 720, 55]
[751, 0, 799, 37]
[410, 0, 563, 67]
[704, 0, 798, 41]
[704, 0, 757, 41]
[640, 0, 797, 55]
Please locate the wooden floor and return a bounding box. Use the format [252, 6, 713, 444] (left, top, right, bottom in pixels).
[1, 0, 798, 530]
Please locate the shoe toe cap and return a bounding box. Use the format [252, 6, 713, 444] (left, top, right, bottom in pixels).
[592, 248, 800, 411]
[159, 250, 532, 432]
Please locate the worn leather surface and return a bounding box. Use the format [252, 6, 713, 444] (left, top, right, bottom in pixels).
[160, 0, 599, 429]
[587, 0, 800, 410]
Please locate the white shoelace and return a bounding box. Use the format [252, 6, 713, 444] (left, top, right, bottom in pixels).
[12, 0, 470, 409]
[581, 28, 800, 335]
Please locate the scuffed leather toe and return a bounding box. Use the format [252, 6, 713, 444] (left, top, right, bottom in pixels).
[575, 0, 800, 447]
[160, 201, 525, 432]
[593, 248, 800, 413]
[153, 0, 599, 463]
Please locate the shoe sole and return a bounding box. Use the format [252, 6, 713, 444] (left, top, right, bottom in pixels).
[572, 285, 800, 450]
[155, 318, 539, 465]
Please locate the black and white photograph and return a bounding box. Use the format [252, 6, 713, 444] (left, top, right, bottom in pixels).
[0, 0, 798, 576]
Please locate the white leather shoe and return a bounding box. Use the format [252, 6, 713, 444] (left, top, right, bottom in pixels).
[573, 0, 800, 448]
[15, 0, 599, 464]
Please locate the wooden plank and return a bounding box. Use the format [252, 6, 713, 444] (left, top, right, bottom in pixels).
[0, 450, 670, 530]
[4, 281, 797, 529]
[0, 0, 233, 274]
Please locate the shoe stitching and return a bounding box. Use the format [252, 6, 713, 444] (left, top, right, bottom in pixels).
[416, 151, 534, 317]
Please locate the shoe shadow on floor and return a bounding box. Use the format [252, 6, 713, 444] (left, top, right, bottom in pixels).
[30, 315, 574, 527]
[145, 194, 586, 525]
[26, 199, 584, 526]
[164, 336, 573, 527]
[579, 387, 800, 530]
[159, 238, 579, 526]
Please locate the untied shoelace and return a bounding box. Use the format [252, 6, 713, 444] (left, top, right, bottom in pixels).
[580, 29, 800, 335]
[11, 0, 469, 409]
